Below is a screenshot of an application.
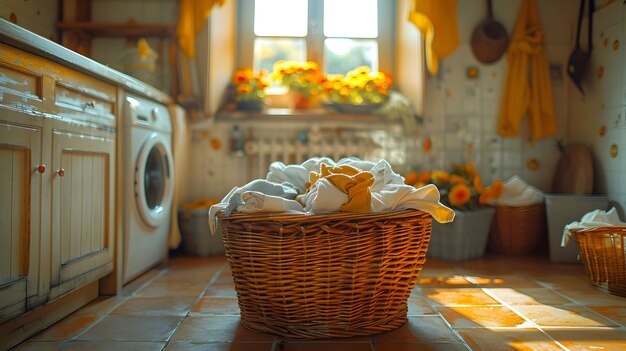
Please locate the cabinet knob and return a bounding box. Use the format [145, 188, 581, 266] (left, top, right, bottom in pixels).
[37, 164, 46, 174]
[57, 168, 65, 177]
[85, 100, 96, 109]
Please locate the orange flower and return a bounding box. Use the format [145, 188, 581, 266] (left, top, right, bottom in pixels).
[473, 175, 484, 193]
[492, 179, 504, 198]
[417, 171, 431, 183]
[479, 187, 492, 205]
[404, 171, 418, 185]
[448, 184, 472, 208]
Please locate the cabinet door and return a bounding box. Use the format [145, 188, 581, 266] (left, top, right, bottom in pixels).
[0, 121, 43, 324]
[49, 128, 115, 297]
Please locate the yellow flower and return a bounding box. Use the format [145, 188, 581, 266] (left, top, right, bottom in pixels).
[449, 174, 467, 185]
[479, 187, 492, 205]
[449, 184, 472, 208]
[473, 175, 484, 193]
[431, 171, 450, 184]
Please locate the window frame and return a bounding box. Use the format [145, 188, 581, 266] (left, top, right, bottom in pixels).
[237, 0, 395, 76]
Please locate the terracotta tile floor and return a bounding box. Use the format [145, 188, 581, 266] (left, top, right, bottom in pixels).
[12, 255, 626, 350]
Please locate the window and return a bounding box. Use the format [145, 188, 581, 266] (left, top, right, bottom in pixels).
[238, 0, 394, 76]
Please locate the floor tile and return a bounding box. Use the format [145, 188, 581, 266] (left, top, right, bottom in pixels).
[407, 296, 437, 315]
[422, 288, 499, 306]
[110, 297, 195, 316]
[170, 316, 274, 342]
[554, 288, 626, 306]
[375, 342, 470, 351]
[190, 297, 240, 315]
[457, 328, 564, 351]
[203, 282, 238, 298]
[544, 328, 626, 351]
[164, 341, 274, 351]
[62, 341, 166, 351]
[415, 275, 474, 288]
[11, 342, 62, 350]
[372, 316, 460, 343]
[76, 316, 182, 341]
[436, 306, 528, 328]
[278, 342, 372, 351]
[120, 269, 162, 296]
[485, 288, 571, 305]
[134, 280, 208, 297]
[533, 274, 595, 289]
[513, 305, 619, 327]
[465, 275, 544, 288]
[30, 315, 98, 341]
[590, 306, 626, 326]
[70, 296, 127, 316]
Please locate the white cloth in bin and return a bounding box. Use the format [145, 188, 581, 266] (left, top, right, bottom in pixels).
[299, 178, 349, 213]
[490, 175, 544, 206]
[237, 191, 305, 213]
[561, 207, 625, 247]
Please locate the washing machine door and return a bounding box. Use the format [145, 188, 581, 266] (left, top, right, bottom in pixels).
[135, 132, 174, 228]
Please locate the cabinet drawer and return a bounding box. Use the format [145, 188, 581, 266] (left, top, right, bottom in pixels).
[0, 63, 44, 114]
[54, 82, 115, 126]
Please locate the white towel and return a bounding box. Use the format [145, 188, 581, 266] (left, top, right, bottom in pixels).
[299, 178, 349, 213]
[492, 175, 544, 206]
[237, 191, 305, 213]
[561, 207, 625, 246]
[372, 183, 455, 223]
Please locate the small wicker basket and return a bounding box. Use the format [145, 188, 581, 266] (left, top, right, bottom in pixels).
[570, 226, 626, 297]
[217, 209, 432, 339]
[488, 203, 547, 255]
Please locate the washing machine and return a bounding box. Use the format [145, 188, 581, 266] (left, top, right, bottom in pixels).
[122, 95, 174, 283]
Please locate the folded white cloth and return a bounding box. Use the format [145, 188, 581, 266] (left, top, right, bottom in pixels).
[299, 178, 349, 213]
[237, 191, 305, 213]
[372, 183, 455, 223]
[561, 207, 625, 246]
[267, 157, 336, 193]
[492, 175, 544, 206]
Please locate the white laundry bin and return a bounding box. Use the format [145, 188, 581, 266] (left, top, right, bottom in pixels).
[178, 207, 225, 256]
[544, 195, 609, 263]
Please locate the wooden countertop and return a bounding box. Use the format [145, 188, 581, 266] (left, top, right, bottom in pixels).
[0, 18, 172, 105]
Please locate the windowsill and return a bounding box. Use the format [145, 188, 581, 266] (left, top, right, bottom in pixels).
[215, 106, 386, 124]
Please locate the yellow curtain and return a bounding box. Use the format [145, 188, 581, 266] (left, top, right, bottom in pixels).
[497, 0, 557, 142]
[176, 0, 225, 58]
[408, 0, 460, 74]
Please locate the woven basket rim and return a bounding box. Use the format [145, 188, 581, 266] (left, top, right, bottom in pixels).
[217, 208, 430, 221]
[570, 226, 626, 235]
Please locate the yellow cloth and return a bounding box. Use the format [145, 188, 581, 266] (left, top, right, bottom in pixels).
[408, 0, 460, 74]
[176, 0, 225, 58]
[497, 0, 557, 142]
[308, 164, 375, 213]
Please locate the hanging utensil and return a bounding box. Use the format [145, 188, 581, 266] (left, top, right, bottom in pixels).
[567, 0, 593, 95]
[471, 0, 509, 64]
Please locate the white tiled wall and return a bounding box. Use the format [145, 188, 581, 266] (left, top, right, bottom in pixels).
[568, 1, 626, 215]
[418, 0, 576, 192]
[0, 0, 59, 41]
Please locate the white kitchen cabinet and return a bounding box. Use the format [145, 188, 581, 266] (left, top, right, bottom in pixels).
[0, 41, 117, 320]
[0, 120, 45, 324]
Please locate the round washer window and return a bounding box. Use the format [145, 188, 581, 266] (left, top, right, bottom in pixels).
[144, 146, 166, 210]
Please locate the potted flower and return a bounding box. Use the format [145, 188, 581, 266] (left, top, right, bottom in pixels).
[271, 60, 322, 109]
[321, 66, 392, 113]
[405, 163, 503, 261]
[232, 68, 268, 111]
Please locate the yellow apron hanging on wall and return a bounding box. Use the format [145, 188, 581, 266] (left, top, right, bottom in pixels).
[497, 0, 557, 142]
[408, 0, 460, 74]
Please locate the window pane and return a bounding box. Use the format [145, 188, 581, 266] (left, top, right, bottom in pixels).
[254, 0, 308, 37]
[253, 38, 307, 73]
[324, 0, 378, 38]
[324, 39, 378, 74]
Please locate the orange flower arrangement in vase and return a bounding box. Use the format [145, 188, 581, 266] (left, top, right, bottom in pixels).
[232, 68, 269, 111]
[271, 60, 322, 109]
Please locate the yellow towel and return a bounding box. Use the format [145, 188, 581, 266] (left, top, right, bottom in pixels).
[497, 0, 557, 142]
[408, 0, 460, 74]
[308, 164, 375, 213]
[176, 0, 225, 58]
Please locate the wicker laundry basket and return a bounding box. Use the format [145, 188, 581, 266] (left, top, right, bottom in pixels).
[217, 209, 432, 339]
[488, 203, 547, 255]
[570, 226, 626, 297]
